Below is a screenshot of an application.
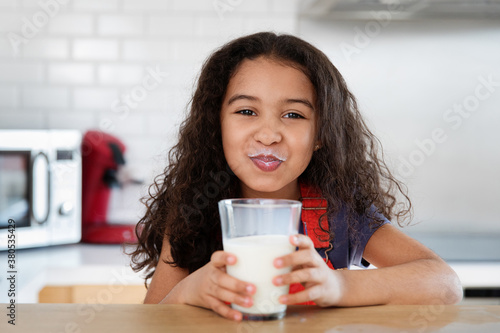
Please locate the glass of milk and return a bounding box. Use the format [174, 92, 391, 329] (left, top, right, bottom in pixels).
[218, 199, 301, 320]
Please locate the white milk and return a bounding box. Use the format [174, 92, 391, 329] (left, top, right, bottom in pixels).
[224, 234, 295, 315]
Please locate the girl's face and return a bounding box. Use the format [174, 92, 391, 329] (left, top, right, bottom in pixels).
[220, 56, 318, 200]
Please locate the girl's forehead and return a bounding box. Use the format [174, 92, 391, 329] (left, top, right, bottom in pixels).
[223, 57, 317, 111]
[228, 57, 314, 92]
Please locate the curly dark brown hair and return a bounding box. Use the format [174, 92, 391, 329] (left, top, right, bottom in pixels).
[128, 31, 412, 286]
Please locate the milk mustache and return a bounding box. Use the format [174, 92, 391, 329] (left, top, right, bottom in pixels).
[224, 234, 295, 314]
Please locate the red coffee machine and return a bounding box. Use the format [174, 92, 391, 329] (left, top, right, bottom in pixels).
[81, 130, 137, 244]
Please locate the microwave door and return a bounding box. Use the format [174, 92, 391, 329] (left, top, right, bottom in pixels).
[0, 151, 31, 228]
[31, 152, 50, 224]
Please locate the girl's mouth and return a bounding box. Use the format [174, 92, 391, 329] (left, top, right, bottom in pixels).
[249, 154, 283, 172]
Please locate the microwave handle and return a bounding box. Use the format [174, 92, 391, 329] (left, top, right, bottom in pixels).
[31, 152, 51, 224]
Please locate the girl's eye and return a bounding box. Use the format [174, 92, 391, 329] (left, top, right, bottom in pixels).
[237, 109, 256, 116]
[283, 112, 304, 119]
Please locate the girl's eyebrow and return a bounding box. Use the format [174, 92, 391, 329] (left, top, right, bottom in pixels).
[227, 94, 314, 110]
[284, 98, 314, 111]
[227, 94, 258, 105]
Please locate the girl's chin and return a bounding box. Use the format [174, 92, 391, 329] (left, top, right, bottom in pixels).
[240, 181, 298, 199]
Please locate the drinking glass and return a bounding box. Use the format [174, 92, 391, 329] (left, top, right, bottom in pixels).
[218, 199, 301, 320]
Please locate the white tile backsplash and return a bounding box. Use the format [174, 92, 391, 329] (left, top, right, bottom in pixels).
[97, 64, 145, 85]
[23, 38, 70, 59]
[47, 14, 94, 35]
[0, 36, 15, 57]
[270, 0, 300, 13]
[122, 40, 171, 61]
[73, 39, 119, 61]
[243, 16, 296, 34]
[0, 85, 18, 108]
[0, 62, 45, 83]
[0, 12, 24, 32]
[73, 87, 118, 110]
[123, 0, 171, 12]
[98, 15, 145, 36]
[170, 39, 220, 64]
[235, 0, 269, 13]
[48, 62, 95, 85]
[22, 86, 69, 108]
[47, 112, 96, 130]
[0, 110, 45, 129]
[194, 16, 245, 38]
[0, 0, 16, 8]
[73, 0, 120, 11]
[172, 0, 215, 13]
[102, 113, 146, 135]
[120, 136, 167, 161]
[148, 15, 196, 36]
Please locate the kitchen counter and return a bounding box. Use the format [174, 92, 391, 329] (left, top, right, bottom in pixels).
[0, 243, 144, 303]
[2, 304, 500, 332]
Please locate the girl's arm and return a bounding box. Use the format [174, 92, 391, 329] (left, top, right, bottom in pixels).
[143, 239, 189, 304]
[274, 224, 463, 306]
[143, 237, 255, 321]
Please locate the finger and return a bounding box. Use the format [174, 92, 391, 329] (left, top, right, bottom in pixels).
[207, 295, 244, 321]
[273, 267, 323, 286]
[209, 284, 254, 309]
[210, 250, 237, 268]
[290, 234, 314, 249]
[278, 285, 324, 305]
[274, 246, 323, 269]
[208, 268, 256, 297]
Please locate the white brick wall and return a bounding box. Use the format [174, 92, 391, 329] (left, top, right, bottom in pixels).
[0, 62, 45, 83]
[22, 86, 69, 108]
[48, 62, 94, 84]
[0, 0, 16, 8]
[0, 37, 15, 57]
[73, 87, 118, 109]
[97, 64, 145, 85]
[73, 39, 119, 60]
[122, 40, 171, 61]
[0, 12, 23, 32]
[172, 0, 214, 13]
[0, 86, 18, 108]
[47, 14, 94, 35]
[47, 112, 96, 131]
[123, 0, 170, 12]
[0, 111, 45, 129]
[73, 0, 120, 11]
[23, 38, 69, 59]
[98, 15, 144, 36]
[0, 0, 300, 220]
[148, 15, 195, 36]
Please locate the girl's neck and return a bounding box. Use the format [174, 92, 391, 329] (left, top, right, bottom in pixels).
[239, 180, 301, 201]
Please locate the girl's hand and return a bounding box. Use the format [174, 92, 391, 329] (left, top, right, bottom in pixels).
[272, 234, 343, 307]
[180, 250, 256, 321]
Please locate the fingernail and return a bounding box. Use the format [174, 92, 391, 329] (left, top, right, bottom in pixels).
[279, 296, 288, 304]
[244, 297, 252, 306]
[274, 276, 283, 286]
[292, 235, 299, 245]
[246, 285, 255, 294]
[234, 313, 241, 321]
[227, 256, 236, 264]
[275, 258, 283, 268]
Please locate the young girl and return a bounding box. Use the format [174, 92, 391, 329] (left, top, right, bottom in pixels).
[129, 32, 462, 321]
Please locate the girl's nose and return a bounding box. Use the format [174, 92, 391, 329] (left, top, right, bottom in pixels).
[253, 118, 282, 146]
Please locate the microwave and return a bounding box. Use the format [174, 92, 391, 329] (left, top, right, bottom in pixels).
[0, 130, 82, 250]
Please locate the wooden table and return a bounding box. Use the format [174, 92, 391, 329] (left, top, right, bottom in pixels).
[2, 304, 500, 332]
